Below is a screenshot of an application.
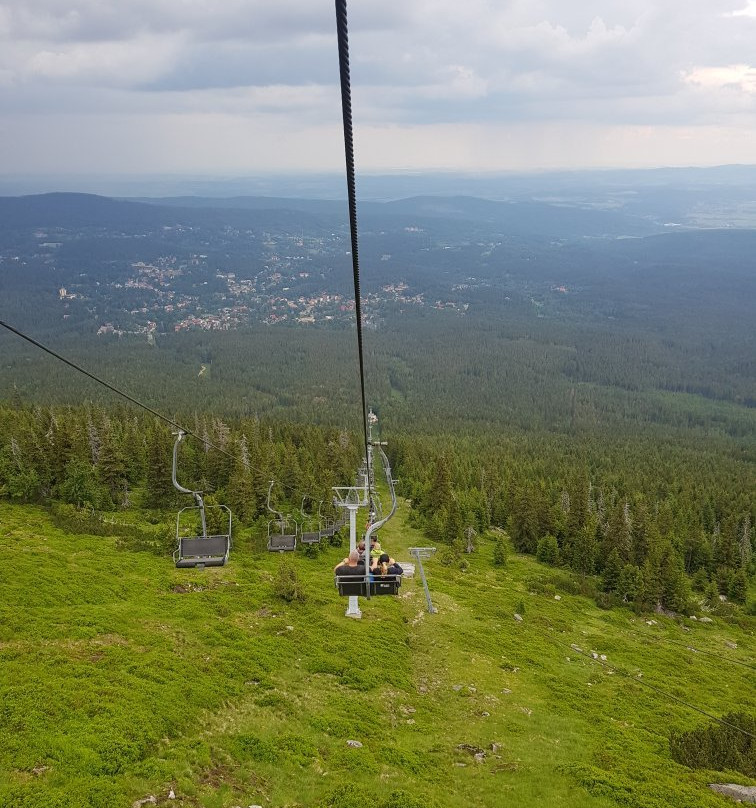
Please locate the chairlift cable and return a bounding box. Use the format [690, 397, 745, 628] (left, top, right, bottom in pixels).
[334, 0, 371, 470]
[1, 318, 190, 435]
[564, 641, 756, 740]
[594, 619, 756, 672]
[0, 317, 319, 501]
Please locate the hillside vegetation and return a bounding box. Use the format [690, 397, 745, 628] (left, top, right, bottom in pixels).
[0, 186, 753, 806]
[1, 491, 754, 807]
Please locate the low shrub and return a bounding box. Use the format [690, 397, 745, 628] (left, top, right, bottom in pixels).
[669, 712, 756, 777]
[232, 734, 280, 764]
[273, 556, 307, 603]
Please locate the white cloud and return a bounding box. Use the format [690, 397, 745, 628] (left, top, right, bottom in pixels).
[683, 64, 756, 93]
[1, 0, 756, 173]
[729, 0, 756, 16]
[24, 34, 184, 86]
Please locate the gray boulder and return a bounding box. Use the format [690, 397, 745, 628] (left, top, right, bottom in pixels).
[709, 784, 756, 803]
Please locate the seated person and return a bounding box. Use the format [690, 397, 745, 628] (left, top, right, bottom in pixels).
[357, 540, 367, 561]
[334, 550, 365, 577]
[371, 552, 403, 578]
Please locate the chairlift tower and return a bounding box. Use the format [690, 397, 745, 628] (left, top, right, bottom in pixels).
[332, 481, 370, 618]
[409, 547, 438, 614]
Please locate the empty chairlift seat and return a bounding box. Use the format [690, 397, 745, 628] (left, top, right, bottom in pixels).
[299, 499, 323, 544]
[171, 432, 232, 569]
[266, 481, 298, 551]
[320, 519, 336, 539]
[300, 529, 321, 545]
[267, 520, 297, 552]
[175, 534, 230, 568]
[173, 504, 232, 568]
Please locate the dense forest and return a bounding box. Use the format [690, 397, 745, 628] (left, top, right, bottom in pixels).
[1, 400, 752, 617]
[0, 402, 360, 532]
[389, 431, 753, 613]
[1, 190, 754, 808]
[1, 191, 754, 617]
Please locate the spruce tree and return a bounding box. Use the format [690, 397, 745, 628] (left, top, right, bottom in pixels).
[602, 548, 623, 593]
[144, 423, 176, 509]
[493, 533, 509, 566]
[571, 520, 598, 577]
[617, 564, 643, 603]
[226, 436, 256, 524]
[424, 454, 453, 518]
[536, 533, 560, 566]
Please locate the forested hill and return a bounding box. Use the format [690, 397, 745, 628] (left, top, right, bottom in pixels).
[0, 179, 754, 806]
[0, 402, 753, 806]
[0, 192, 330, 233]
[133, 192, 660, 237]
[0, 189, 754, 435]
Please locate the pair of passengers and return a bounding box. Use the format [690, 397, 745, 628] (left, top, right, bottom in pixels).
[334, 549, 403, 578]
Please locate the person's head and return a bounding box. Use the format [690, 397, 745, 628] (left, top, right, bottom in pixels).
[377, 552, 390, 575]
[348, 550, 360, 565]
[379, 553, 390, 564]
[370, 536, 378, 546]
[358, 541, 365, 552]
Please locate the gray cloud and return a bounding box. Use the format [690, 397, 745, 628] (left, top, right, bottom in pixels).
[1, 0, 756, 173]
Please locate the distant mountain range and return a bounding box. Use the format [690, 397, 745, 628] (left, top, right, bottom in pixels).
[0, 190, 667, 240]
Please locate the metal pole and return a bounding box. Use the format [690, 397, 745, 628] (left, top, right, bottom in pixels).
[413, 550, 437, 614]
[173, 431, 207, 538]
[345, 503, 361, 618]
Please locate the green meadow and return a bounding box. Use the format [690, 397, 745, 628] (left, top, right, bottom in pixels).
[1, 499, 753, 808]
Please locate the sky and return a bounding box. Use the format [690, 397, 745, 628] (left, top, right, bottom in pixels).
[1, 0, 756, 179]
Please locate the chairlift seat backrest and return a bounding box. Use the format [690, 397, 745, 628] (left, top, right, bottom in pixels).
[301, 531, 321, 544]
[336, 577, 367, 596]
[335, 575, 401, 597]
[370, 576, 401, 595]
[175, 534, 229, 568]
[268, 533, 297, 551]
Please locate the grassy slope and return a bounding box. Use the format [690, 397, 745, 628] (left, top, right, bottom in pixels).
[1, 499, 754, 808]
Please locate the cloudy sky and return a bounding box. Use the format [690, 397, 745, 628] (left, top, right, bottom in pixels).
[2, 0, 756, 177]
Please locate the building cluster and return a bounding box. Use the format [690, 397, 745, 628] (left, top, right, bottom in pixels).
[43, 230, 464, 336]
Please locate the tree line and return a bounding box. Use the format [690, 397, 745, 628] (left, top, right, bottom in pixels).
[389, 430, 754, 612]
[0, 401, 360, 529]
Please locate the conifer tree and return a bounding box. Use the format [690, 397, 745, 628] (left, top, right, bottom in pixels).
[740, 516, 752, 571]
[604, 501, 633, 564]
[640, 556, 663, 607]
[536, 533, 560, 566]
[424, 454, 452, 518]
[443, 496, 464, 546]
[493, 533, 509, 566]
[144, 423, 176, 509]
[226, 435, 256, 524]
[571, 520, 598, 577]
[509, 484, 540, 554]
[59, 458, 103, 509]
[728, 569, 748, 604]
[602, 548, 623, 592]
[659, 545, 690, 612]
[97, 419, 128, 507]
[617, 563, 643, 603]
[704, 580, 720, 610]
[567, 474, 590, 536]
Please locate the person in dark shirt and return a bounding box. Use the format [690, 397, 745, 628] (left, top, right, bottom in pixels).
[371, 552, 403, 578]
[334, 550, 365, 577]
